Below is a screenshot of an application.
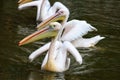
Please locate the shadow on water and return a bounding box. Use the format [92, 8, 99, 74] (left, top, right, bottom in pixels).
[0, 0, 120, 80]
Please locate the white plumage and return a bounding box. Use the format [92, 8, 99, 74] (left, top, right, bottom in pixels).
[18, 0, 105, 73]
[29, 41, 82, 72]
[18, 0, 69, 22]
[61, 20, 97, 41]
[72, 35, 105, 48]
[49, 21, 104, 48]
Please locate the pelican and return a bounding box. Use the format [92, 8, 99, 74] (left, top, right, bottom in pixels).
[18, 11, 105, 47]
[18, 0, 69, 23]
[29, 22, 82, 72]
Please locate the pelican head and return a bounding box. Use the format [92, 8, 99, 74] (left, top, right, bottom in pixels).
[19, 22, 62, 46]
[19, 10, 67, 46]
[36, 10, 69, 30]
[18, 0, 32, 5]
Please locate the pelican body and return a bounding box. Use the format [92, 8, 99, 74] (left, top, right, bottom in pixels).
[26, 21, 103, 72]
[29, 40, 82, 72]
[18, 0, 69, 23]
[29, 22, 82, 72]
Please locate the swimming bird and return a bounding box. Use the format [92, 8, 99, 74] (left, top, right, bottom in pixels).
[18, 0, 69, 23]
[19, 11, 105, 47]
[29, 22, 82, 72]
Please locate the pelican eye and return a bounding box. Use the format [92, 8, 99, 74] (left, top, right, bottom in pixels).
[50, 25, 56, 29]
[57, 20, 63, 23]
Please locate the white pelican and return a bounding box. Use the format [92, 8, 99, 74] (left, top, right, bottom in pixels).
[29, 22, 82, 72]
[18, 0, 104, 47]
[18, 11, 105, 47]
[18, 0, 69, 23]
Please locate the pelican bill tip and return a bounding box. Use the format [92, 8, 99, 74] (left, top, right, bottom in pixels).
[18, 41, 23, 46]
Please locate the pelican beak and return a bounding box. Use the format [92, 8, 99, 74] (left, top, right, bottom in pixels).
[37, 11, 66, 30]
[18, 0, 32, 5]
[19, 11, 65, 46]
[19, 27, 58, 46]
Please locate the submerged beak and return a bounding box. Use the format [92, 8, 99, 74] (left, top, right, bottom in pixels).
[37, 11, 66, 30]
[19, 27, 57, 46]
[18, 0, 32, 5]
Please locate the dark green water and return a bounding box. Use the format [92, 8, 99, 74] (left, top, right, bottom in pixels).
[0, 0, 120, 80]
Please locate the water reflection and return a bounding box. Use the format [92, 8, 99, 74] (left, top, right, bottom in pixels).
[29, 71, 65, 80]
[17, 25, 36, 36]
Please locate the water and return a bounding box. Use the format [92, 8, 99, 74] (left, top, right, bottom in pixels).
[0, 0, 120, 80]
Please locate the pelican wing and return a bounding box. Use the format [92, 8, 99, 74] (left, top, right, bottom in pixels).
[29, 42, 51, 62]
[18, 1, 41, 10]
[64, 41, 82, 64]
[61, 20, 97, 41]
[18, 1, 44, 21]
[40, 0, 51, 21]
[72, 35, 105, 48]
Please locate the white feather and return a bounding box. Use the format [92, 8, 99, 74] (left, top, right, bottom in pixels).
[18, 1, 69, 22]
[61, 20, 97, 41]
[64, 41, 82, 64]
[72, 35, 105, 48]
[29, 42, 51, 62]
[18, 1, 44, 21]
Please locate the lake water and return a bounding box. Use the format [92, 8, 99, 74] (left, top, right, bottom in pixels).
[0, 0, 120, 80]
